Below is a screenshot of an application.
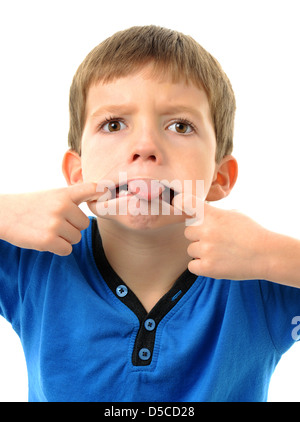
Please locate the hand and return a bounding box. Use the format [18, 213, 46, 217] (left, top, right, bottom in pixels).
[0, 183, 102, 256]
[173, 194, 270, 280]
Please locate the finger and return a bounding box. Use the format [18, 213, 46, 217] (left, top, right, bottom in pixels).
[95, 180, 113, 202]
[187, 241, 201, 259]
[48, 237, 73, 256]
[58, 221, 82, 245]
[65, 204, 91, 231]
[95, 195, 129, 217]
[187, 259, 202, 276]
[172, 193, 204, 226]
[69, 182, 107, 206]
[184, 225, 201, 241]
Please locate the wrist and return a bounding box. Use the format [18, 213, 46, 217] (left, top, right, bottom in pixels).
[247, 226, 273, 281]
[257, 228, 278, 281]
[258, 229, 300, 286]
[0, 194, 13, 242]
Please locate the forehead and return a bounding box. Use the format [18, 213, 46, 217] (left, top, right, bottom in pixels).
[85, 66, 211, 121]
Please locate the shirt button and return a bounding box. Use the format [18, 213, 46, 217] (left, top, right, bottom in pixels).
[116, 285, 128, 298]
[139, 348, 151, 361]
[144, 318, 156, 331]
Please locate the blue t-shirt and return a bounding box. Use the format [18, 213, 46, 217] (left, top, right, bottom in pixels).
[0, 217, 300, 402]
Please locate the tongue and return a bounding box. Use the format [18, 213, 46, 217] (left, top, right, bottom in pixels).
[128, 179, 165, 200]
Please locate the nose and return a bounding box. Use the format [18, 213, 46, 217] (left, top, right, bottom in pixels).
[128, 126, 162, 165]
[132, 150, 157, 163]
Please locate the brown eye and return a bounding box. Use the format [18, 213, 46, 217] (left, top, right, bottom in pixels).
[175, 122, 188, 133]
[102, 119, 126, 133]
[168, 121, 194, 134]
[108, 121, 121, 132]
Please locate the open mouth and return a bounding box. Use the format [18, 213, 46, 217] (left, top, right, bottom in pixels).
[111, 179, 178, 205]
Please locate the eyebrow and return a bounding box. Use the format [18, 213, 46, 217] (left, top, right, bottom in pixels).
[90, 104, 204, 121]
[90, 104, 136, 118]
[161, 105, 204, 121]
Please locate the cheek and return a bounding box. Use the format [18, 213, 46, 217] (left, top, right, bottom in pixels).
[81, 130, 128, 182]
[80, 140, 111, 182]
[80, 152, 101, 182]
[182, 157, 215, 198]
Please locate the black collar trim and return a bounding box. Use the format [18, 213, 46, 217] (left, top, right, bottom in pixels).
[92, 219, 197, 366]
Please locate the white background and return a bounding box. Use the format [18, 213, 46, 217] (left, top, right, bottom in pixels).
[0, 0, 300, 402]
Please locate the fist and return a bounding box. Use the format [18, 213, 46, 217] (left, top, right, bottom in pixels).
[173, 194, 269, 280]
[2, 183, 103, 256]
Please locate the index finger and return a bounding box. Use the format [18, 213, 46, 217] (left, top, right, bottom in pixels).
[69, 182, 107, 205]
[172, 193, 204, 226]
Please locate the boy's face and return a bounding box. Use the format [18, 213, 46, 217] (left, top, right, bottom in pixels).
[64, 64, 237, 231]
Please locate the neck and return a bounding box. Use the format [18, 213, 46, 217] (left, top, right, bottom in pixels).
[97, 218, 191, 312]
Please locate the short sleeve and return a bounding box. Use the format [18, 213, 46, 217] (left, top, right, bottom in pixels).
[259, 280, 300, 355]
[0, 239, 40, 331]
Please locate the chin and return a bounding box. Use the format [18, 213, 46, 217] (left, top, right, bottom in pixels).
[107, 213, 186, 231]
[88, 202, 185, 231]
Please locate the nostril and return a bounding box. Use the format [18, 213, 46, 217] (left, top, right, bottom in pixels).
[132, 154, 157, 162]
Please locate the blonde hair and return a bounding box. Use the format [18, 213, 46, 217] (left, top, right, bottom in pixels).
[68, 25, 236, 162]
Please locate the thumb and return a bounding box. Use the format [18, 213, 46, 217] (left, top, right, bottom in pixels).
[69, 182, 106, 205]
[172, 193, 204, 226]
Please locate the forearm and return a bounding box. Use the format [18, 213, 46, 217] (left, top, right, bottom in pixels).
[0, 194, 18, 243]
[262, 230, 300, 288]
[183, 201, 300, 286]
[0, 184, 96, 255]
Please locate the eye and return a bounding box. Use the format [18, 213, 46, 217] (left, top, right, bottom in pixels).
[168, 120, 194, 134]
[100, 118, 126, 133]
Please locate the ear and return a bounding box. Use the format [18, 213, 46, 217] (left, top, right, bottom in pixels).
[206, 155, 238, 201]
[62, 150, 83, 186]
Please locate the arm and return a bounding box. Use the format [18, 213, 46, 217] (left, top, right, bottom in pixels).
[0, 183, 100, 256]
[254, 230, 300, 288]
[174, 195, 300, 287]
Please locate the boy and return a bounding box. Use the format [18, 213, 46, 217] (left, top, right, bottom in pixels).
[1, 25, 300, 402]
